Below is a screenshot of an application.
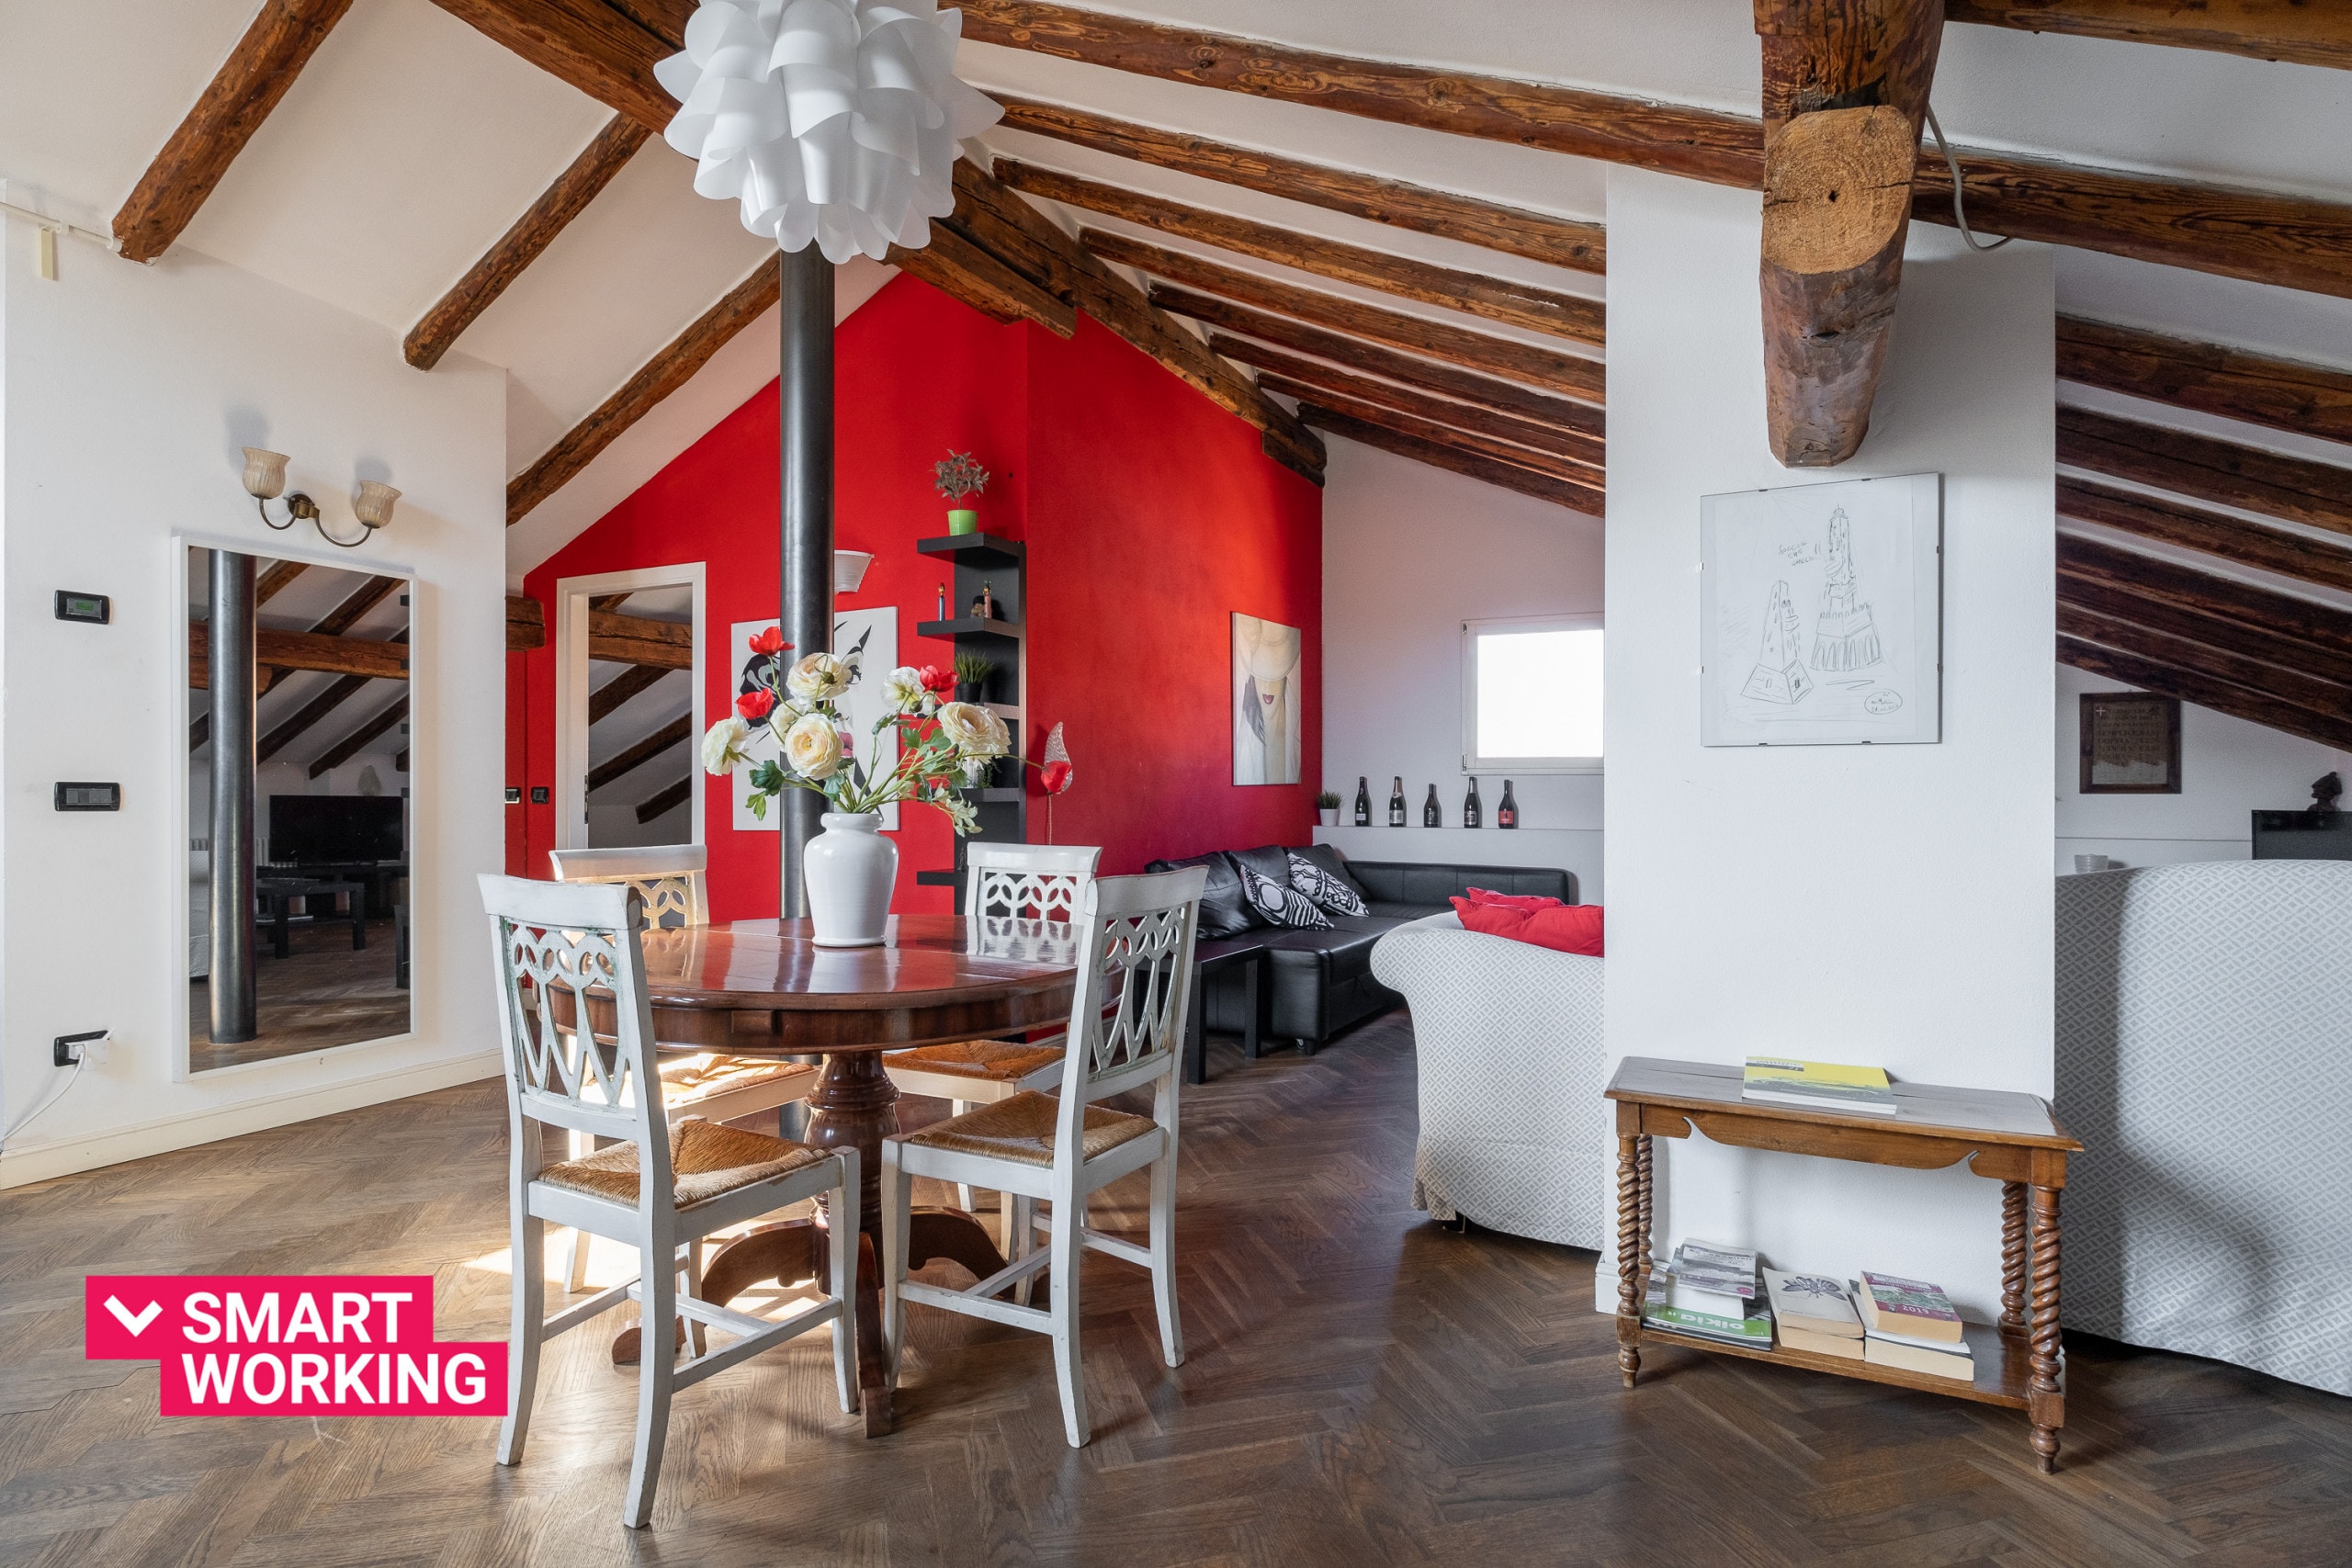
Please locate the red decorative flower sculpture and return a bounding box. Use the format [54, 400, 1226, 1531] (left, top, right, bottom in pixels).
[1040, 759, 1072, 795]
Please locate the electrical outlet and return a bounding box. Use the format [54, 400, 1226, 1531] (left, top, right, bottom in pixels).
[53, 1030, 109, 1067]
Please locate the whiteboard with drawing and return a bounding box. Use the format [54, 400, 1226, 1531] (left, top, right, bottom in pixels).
[1700, 472, 1941, 747]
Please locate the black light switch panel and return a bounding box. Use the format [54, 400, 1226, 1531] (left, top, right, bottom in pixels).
[54, 782, 121, 811]
[54, 592, 110, 625]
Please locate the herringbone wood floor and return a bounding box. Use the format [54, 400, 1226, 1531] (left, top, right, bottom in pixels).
[3, 1010, 2348, 1566]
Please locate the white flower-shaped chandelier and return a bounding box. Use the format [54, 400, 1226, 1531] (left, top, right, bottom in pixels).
[655, 0, 1002, 264]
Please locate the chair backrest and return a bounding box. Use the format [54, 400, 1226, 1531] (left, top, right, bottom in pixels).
[479, 874, 672, 1197]
[548, 842, 707, 929]
[966, 842, 1102, 924]
[1053, 868, 1206, 1134]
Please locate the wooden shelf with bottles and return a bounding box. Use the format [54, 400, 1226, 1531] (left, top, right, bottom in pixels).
[917, 526, 1029, 904]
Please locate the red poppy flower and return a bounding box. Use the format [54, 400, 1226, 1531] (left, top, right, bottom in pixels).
[736, 689, 776, 720]
[748, 626, 790, 657]
[917, 664, 955, 695]
[1040, 759, 1073, 795]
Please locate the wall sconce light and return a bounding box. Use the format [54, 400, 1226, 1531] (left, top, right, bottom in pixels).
[833, 549, 874, 594]
[241, 448, 399, 549]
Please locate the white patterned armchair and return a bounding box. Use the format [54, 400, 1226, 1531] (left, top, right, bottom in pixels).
[1371, 913, 1606, 1247]
[2056, 861, 2352, 1395]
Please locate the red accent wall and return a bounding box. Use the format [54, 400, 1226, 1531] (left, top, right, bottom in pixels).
[514, 273, 1320, 917]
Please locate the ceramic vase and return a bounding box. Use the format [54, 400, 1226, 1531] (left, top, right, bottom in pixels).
[947, 507, 978, 535]
[804, 811, 897, 947]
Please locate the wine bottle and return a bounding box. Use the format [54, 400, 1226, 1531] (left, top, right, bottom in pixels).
[1387, 776, 1406, 827]
[1422, 784, 1441, 827]
[1353, 776, 1372, 827]
[1464, 776, 1482, 829]
[1498, 780, 1519, 829]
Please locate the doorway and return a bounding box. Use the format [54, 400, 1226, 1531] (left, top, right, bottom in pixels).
[555, 567, 705, 852]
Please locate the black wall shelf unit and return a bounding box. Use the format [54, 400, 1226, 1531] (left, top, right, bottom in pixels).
[916, 529, 1028, 901]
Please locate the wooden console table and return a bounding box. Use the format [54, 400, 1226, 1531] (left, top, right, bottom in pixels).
[1606, 1056, 2084, 1472]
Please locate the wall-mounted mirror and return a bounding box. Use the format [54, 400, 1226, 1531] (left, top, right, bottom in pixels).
[187, 547, 413, 1073]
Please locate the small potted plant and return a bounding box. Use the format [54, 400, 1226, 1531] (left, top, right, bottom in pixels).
[1317, 789, 1342, 827]
[953, 651, 994, 704]
[934, 450, 989, 535]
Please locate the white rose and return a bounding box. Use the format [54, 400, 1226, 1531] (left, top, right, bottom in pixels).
[783, 712, 843, 780]
[881, 665, 925, 713]
[937, 701, 1010, 758]
[701, 716, 752, 775]
[786, 651, 850, 702]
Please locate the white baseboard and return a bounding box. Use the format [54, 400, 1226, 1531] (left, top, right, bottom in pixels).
[0, 1051, 503, 1190]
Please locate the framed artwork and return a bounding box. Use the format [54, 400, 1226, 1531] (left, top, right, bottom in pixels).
[2080, 692, 2181, 794]
[1700, 471, 1942, 747]
[1232, 613, 1303, 784]
[728, 607, 899, 829]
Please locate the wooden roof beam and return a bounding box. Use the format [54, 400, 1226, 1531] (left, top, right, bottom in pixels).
[2058, 317, 2352, 449]
[255, 630, 408, 762]
[113, 0, 355, 262]
[1298, 406, 1604, 516]
[588, 716, 692, 791]
[2059, 478, 2352, 595]
[1268, 375, 1596, 487]
[309, 694, 409, 780]
[996, 160, 1603, 346]
[191, 623, 409, 687]
[2058, 406, 2352, 537]
[2058, 532, 2352, 660]
[1223, 340, 1603, 468]
[425, 0, 676, 132]
[2057, 633, 2352, 751]
[634, 776, 694, 825]
[590, 662, 672, 723]
[1948, 3, 2352, 72]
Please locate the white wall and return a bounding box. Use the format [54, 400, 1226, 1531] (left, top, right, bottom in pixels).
[0, 229, 507, 1187]
[1321, 435, 1607, 898]
[1603, 169, 2056, 1320]
[2055, 662, 2350, 873]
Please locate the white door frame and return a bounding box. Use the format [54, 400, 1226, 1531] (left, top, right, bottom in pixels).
[553, 564, 706, 852]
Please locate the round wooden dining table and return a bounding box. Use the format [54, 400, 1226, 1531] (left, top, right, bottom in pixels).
[618, 913, 1079, 1436]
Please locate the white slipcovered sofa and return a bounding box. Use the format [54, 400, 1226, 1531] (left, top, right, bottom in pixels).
[2055, 860, 2352, 1395]
[1371, 913, 1606, 1248]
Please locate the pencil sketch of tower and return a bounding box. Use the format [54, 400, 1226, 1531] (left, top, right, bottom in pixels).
[1742, 580, 1814, 705]
[1810, 508, 1883, 672]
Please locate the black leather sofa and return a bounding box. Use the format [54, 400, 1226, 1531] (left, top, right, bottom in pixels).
[1146, 846, 1577, 1078]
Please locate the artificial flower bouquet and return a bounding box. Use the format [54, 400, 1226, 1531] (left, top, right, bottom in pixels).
[700, 626, 1011, 834]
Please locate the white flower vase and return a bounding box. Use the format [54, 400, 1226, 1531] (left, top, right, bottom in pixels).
[804, 811, 897, 948]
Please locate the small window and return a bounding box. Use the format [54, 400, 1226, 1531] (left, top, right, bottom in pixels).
[1463, 615, 1603, 774]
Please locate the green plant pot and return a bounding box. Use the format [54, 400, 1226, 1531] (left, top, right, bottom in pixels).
[947, 508, 978, 535]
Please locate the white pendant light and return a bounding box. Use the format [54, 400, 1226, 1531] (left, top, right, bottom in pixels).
[656, 0, 1002, 264]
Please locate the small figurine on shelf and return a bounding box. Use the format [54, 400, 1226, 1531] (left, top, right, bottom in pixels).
[934, 450, 989, 535]
[970, 580, 1001, 620]
[935, 581, 947, 621]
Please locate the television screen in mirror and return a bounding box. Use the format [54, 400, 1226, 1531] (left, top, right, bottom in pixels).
[188, 547, 413, 1072]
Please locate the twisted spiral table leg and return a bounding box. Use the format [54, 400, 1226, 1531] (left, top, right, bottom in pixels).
[1635, 1134, 1654, 1280]
[1615, 1134, 1643, 1388]
[1999, 1181, 2027, 1334]
[2029, 1183, 2064, 1472]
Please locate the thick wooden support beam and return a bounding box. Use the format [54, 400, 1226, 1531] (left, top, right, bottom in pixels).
[1227, 341, 1604, 468]
[2057, 317, 2352, 449]
[887, 220, 1077, 336]
[508, 594, 547, 651]
[2058, 558, 2352, 690]
[998, 161, 1604, 346]
[992, 96, 1606, 275]
[2059, 478, 2352, 594]
[1097, 233, 1607, 404]
[2059, 532, 2352, 661]
[406, 116, 650, 370]
[2058, 406, 2352, 538]
[254, 560, 309, 606]
[1947, 3, 2352, 72]
[1755, 1, 1944, 468]
[964, 1, 2352, 301]
[589, 662, 670, 722]
[1299, 407, 1605, 516]
[1259, 371, 1600, 483]
[191, 623, 409, 687]
[2057, 634, 2352, 751]
[1186, 298, 1604, 439]
[425, 0, 675, 131]
[2060, 585, 2352, 712]
[589, 609, 693, 671]
[509, 258, 779, 523]
[588, 716, 692, 791]
[635, 775, 695, 825]
[310, 695, 409, 780]
[255, 631, 408, 762]
[112, 0, 355, 262]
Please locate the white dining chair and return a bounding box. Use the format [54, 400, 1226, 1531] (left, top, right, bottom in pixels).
[481, 874, 857, 1530]
[880, 864, 1205, 1448]
[548, 844, 819, 1289]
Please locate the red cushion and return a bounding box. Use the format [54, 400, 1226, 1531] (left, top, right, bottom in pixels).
[1451, 897, 1603, 956]
[1464, 886, 1565, 912]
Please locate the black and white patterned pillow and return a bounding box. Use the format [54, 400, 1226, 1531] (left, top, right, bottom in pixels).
[1243, 869, 1332, 929]
[1288, 852, 1368, 916]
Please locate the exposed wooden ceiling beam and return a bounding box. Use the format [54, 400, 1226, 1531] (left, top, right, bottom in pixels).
[1948, 3, 2352, 71]
[509, 257, 778, 523]
[2058, 406, 2352, 537]
[591, 609, 692, 671]
[2057, 317, 2352, 449]
[1227, 340, 1603, 468]
[587, 593, 629, 613]
[589, 716, 692, 791]
[1265, 374, 1595, 489]
[508, 594, 547, 651]
[406, 115, 650, 370]
[997, 160, 1603, 347]
[992, 96, 1604, 276]
[1755, 1, 1943, 468]
[2057, 633, 2352, 751]
[2059, 477, 2352, 594]
[1100, 233, 1607, 405]
[1187, 299, 1603, 439]
[2059, 532, 2352, 660]
[425, 0, 676, 132]
[1299, 406, 1604, 516]
[256, 630, 408, 762]
[191, 623, 409, 688]
[888, 220, 1078, 336]
[112, 0, 355, 262]
[311, 576, 404, 637]
[254, 560, 309, 606]
[635, 775, 695, 825]
[962, 0, 2352, 300]
[310, 694, 409, 780]
[2058, 566, 2352, 690]
[2062, 596, 2352, 720]
[590, 661, 671, 722]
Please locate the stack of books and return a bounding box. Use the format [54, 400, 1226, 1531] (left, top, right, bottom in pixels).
[1643, 1240, 1772, 1348]
[1854, 1272, 1974, 1382]
[1762, 1267, 1864, 1359]
[1741, 1056, 1898, 1117]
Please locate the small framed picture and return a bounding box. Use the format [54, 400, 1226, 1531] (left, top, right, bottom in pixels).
[2080, 693, 2180, 794]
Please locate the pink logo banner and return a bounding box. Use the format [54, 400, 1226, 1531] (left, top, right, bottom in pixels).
[86, 1275, 506, 1417]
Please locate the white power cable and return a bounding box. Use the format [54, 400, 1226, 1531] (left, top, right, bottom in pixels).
[1923, 106, 2013, 253]
[0, 1058, 85, 1150]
